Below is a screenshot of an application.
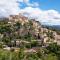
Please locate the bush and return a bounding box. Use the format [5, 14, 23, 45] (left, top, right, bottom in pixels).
[10, 48, 15, 52]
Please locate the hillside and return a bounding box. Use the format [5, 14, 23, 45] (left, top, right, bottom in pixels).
[0, 14, 60, 60]
[0, 14, 60, 47]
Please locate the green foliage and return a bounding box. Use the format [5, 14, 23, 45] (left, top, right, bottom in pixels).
[0, 45, 59, 60]
[45, 54, 58, 60]
[0, 43, 3, 48]
[47, 31, 54, 39]
[14, 22, 21, 29]
[46, 43, 60, 60]
[46, 43, 60, 54]
[24, 32, 33, 41]
[2, 36, 11, 45]
[31, 40, 38, 47]
[26, 53, 40, 60]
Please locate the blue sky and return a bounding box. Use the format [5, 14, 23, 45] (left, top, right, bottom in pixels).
[38, 0, 60, 12]
[20, 0, 60, 12]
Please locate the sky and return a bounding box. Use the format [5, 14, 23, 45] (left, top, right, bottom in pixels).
[0, 0, 60, 25]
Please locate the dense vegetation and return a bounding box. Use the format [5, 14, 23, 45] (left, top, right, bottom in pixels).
[0, 43, 60, 60]
[0, 19, 60, 60]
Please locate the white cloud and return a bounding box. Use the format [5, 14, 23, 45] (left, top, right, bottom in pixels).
[21, 0, 39, 7]
[26, 2, 39, 7]
[0, 0, 21, 17]
[20, 7, 60, 25]
[23, 0, 29, 3]
[18, 0, 29, 3]
[0, 0, 39, 17]
[0, 0, 60, 25]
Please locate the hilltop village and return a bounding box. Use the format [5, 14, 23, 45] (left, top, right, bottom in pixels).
[0, 14, 60, 51]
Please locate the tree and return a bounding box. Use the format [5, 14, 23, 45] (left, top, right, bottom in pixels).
[15, 22, 21, 29]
